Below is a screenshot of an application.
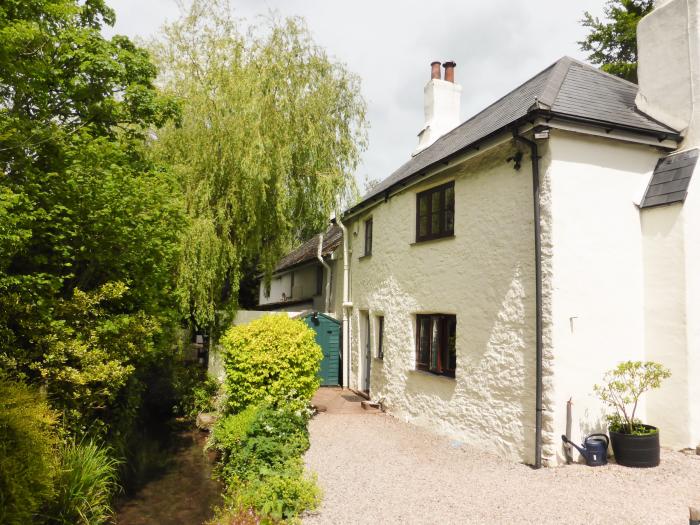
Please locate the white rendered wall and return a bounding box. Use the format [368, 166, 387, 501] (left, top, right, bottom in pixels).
[258, 262, 330, 311]
[347, 141, 538, 464]
[546, 131, 678, 464]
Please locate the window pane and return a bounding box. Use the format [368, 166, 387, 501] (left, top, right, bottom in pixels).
[378, 317, 384, 359]
[430, 317, 440, 371]
[419, 216, 429, 237]
[432, 191, 441, 213]
[419, 194, 429, 216]
[365, 218, 372, 255]
[445, 185, 454, 210]
[431, 212, 441, 234]
[445, 210, 454, 233]
[446, 316, 457, 373]
[418, 317, 430, 366]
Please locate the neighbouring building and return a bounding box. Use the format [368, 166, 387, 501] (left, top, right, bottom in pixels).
[265, 0, 700, 466]
[257, 224, 343, 315]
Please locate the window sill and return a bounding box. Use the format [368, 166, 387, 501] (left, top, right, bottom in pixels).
[409, 369, 456, 381]
[410, 235, 455, 246]
[358, 254, 372, 261]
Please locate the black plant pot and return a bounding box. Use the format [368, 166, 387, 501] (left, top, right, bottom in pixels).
[609, 424, 660, 468]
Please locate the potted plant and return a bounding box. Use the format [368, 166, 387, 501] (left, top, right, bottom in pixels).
[594, 360, 671, 468]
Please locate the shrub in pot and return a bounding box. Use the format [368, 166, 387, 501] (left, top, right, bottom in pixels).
[594, 361, 671, 468]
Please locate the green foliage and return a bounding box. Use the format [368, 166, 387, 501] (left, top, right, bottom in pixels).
[175, 369, 221, 420]
[0, 0, 184, 442]
[0, 377, 58, 525]
[606, 413, 658, 436]
[579, 0, 654, 83]
[594, 360, 671, 434]
[149, 0, 367, 325]
[209, 403, 318, 524]
[49, 440, 121, 525]
[221, 315, 322, 413]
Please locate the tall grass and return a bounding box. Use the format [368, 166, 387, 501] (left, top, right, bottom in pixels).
[50, 440, 121, 524]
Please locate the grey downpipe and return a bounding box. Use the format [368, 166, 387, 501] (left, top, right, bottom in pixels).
[513, 129, 544, 469]
[316, 233, 332, 313]
[335, 214, 351, 388]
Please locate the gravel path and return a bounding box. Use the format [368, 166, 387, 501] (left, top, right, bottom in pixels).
[303, 408, 700, 525]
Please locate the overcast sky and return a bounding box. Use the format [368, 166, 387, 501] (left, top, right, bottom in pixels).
[107, 0, 606, 188]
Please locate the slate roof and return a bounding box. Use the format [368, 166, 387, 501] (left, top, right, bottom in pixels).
[274, 224, 342, 273]
[640, 148, 698, 208]
[346, 56, 680, 216]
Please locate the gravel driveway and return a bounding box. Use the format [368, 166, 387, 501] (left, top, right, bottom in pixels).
[303, 390, 700, 525]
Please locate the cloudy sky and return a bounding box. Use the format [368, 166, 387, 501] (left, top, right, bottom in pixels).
[107, 0, 606, 187]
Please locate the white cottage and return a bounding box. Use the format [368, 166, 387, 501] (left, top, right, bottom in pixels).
[269, 0, 700, 467]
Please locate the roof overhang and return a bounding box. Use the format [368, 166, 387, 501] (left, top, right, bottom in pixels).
[342, 108, 681, 222]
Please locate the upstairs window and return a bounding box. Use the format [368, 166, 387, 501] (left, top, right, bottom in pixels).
[364, 217, 373, 256]
[416, 181, 454, 242]
[416, 314, 456, 377]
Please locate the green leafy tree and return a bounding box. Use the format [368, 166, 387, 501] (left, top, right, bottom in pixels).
[579, 0, 654, 83]
[0, 0, 183, 436]
[149, 0, 368, 325]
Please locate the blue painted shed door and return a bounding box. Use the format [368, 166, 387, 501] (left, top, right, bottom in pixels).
[304, 314, 341, 386]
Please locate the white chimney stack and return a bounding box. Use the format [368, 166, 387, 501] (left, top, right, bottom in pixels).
[414, 61, 462, 155]
[636, 0, 700, 147]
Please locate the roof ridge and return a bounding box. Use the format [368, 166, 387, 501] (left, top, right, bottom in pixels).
[538, 56, 573, 108]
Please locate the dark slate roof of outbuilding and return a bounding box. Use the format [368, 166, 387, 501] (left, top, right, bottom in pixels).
[346, 56, 680, 215]
[274, 224, 342, 273]
[640, 148, 698, 208]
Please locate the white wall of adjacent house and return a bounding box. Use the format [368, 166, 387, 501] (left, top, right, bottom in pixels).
[636, 0, 700, 450]
[346, 140, 539, 464]
[546, 130, 700, 462]
[545, 131, 673, 464]
[257, 263, 325, 309]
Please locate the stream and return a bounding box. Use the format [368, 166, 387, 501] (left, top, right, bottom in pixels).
[115, 426, 223, 525]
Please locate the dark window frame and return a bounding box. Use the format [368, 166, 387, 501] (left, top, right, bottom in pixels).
[377, 316, 384, 360]
[415, 314, 456, 377]
[364, 217, 373, 256]
[415, 181, 455, 242]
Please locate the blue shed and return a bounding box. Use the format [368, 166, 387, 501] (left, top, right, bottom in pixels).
[303, 312, 341, 387]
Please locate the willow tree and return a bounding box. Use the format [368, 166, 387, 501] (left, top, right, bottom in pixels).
[150, 1, 367, 326]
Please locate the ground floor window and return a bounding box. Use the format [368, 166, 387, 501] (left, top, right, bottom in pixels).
[416, 314, 456, 377]
[377, 316, 384, 359]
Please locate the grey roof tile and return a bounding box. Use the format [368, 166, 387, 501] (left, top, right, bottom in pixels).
[347, 56, 680, 215]
[274, 224, 342, 273]
[640, 148, 698, 209]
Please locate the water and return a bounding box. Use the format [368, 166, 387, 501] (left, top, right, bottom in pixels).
[115, 428, 223, 525]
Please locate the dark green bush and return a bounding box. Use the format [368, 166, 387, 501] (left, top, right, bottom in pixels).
[49, 440, 121, 525]
[209, 403, 318, 523]
[221, 315, 322, 413]
[0, 377, 58, 525]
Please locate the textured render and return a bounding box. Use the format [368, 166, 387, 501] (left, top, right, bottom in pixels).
[346, 141, 540, 464]
[546, 131, 684, 462]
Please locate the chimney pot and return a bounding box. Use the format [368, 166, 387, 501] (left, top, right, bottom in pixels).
[430, 61, 441, 80]
[442, 61, 456, 83]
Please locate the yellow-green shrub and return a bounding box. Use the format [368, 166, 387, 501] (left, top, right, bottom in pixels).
[221, 315, 322, 413]
[0, 377, 58, 525]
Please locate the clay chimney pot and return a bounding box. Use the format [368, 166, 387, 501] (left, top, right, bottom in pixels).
[430, 61, 441, 80]
[443, 61, 456, 83]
